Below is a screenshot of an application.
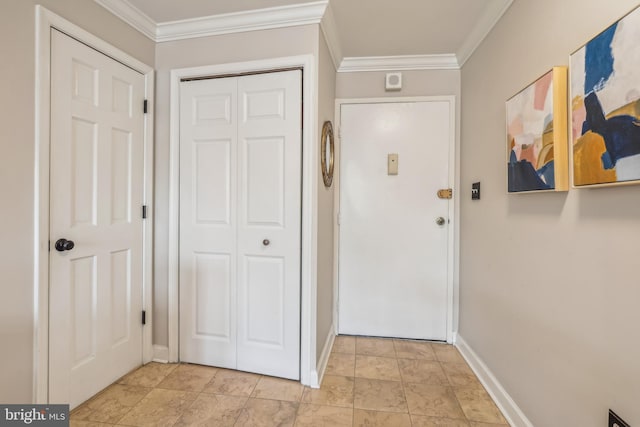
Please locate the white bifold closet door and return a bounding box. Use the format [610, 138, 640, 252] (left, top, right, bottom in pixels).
[179, 70, 302, 380]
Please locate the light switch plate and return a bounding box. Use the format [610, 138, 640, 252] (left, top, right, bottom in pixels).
[388, 153, 398, 175]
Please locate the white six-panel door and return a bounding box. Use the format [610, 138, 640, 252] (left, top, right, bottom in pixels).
[49, 30, 145, 408]
[180, 70, 302, 380]
[338, 101, 452, 341]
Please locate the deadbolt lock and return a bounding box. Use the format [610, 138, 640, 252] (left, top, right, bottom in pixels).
[437, 188, 453, 199]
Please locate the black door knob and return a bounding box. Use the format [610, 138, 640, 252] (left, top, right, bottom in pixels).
[55, 238, 75, 252]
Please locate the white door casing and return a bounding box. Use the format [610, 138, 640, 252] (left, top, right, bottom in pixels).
[180, 70, 302, 380]
[338, 100, 454, 341]
[49, 29, 145, 408]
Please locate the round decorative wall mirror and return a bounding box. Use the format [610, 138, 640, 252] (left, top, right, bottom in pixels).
[321, 121, 335, 188]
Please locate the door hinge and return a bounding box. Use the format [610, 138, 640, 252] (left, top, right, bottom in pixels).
[337, 212, 341, 226]
[142, 310, 146, 325]
[142, 205, 148, 219]
[143, 99, 148, 114]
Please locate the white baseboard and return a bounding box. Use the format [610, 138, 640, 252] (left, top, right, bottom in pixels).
[152, 345, 170, 363]
[455, 335, 533, 427]
[310, 325, 335, 389]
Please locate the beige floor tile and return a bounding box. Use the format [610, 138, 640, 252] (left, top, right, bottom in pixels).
[393, 340, 437, 360]
[295, 404, 353, 426]
[235, 398, 298, 427]
[469, 423, 509, 427]
[251, 376, 304, 402]
[156, 363, 219, 392]
[332, 336, 356, 354]
[411, 415, 471, 426]
[70, 421, 113, 427]
[353, 378, 407, 413]
[454, 388, 507, 424]
[404, 383, 465, 419]
[77, 338, 512, 427]
[173, 393, 246, 426]
[71, 384, 150, 424]
[301, 375, 354, 408]
[117, 362, 178, 388]
[353, 409, 412, 426]
[397, 359, 448, 385]
[355, 337, 396, 357]
[202, 368, 261, 396]
[441, 363, 484, 389]
[432, 344, 465, 364]
[325, 352, 356, 377]
[354, 355, 401, 381]
[117, 388, 198, 427]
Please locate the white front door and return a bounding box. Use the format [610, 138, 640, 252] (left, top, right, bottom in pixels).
[49, 30, 145, 408]
[338, 100, 453, 340]
[179, 70, 302, 380]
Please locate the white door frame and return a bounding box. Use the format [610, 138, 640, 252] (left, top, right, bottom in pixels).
[168, 56, 319, 386]
[334, 97, 459, 344]
[34, 6, 155, 403]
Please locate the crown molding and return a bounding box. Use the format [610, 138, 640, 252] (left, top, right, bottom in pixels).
[94, 0, 156, 40]
[95, 0, 328, 43]
[156, 1, 328, 42]
[94, 0, 509, 69]
[338, 54, 460, 72]
[319, 1, 342, 70]
[456, 0, 514, 67]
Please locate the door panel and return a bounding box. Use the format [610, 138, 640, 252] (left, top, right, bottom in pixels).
[194, 140, 232, 224]
[244, 256, 285, 346]
[180, 77, 238, 370]
[180, 70, 301, 380]
[49, 30, 145, 409]
[194, 253, 232, 339]
[110, 249, 131, 346]
[111, 129, 133, 224]
[71, 118, 98, 226]
[236, 71, 301, 380]
[338, 101, 452, 341]
[244, 137, 285, 226]
[70, 256, 97, 367]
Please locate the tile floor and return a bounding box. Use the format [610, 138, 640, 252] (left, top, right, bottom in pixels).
[70, 336, 509, 426]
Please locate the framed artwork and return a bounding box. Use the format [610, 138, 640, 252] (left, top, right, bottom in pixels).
[570, 6, 640, 187]
[506, 66, 569, 193]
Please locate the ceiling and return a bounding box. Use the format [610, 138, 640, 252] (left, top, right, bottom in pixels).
[98, 0, 513, 68]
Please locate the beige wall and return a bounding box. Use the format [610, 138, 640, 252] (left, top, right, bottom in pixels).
[460, 1, 640, 425]
[0, 0, 154, 404]
[337, 69, 460, 99]
[152, 25, 321, 349]
[316, 32, 337, 361]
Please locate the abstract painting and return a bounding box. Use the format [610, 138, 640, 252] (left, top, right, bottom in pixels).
[571, 6, 640, 187]
[506, 67, 568, 193]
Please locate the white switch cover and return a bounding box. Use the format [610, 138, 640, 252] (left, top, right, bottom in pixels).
[388, 153, 398, 175]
